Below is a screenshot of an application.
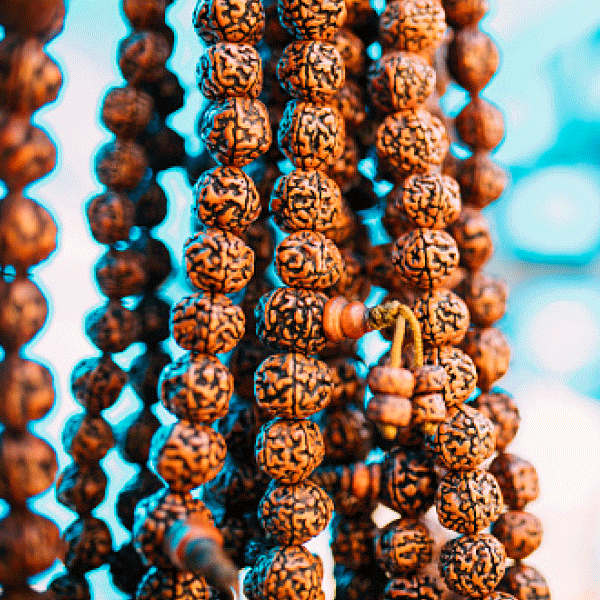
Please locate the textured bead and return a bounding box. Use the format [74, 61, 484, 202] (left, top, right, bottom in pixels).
[384, 574, 442, 600]
[278, 100, 344, 170]
[443, 0, 489, 28]
[94, 247, 146, 299]
[255, 353, 332, 418]
[258, 480, 333, 545]
[331, 28, 365, 77]
[412, 364, 447, 394]
[172, 292, 245, 354]
[368, 366, 414, 396]
[440, 533, 506, 597]
[136, 567, 210, 600]
[101, 85, 153, 139]
[489, 453, 539, 510]
[457, 152, 507, 209]
[322, 405, 372, 462]
[412, 289, 469, 347]
[117, 469, 163, 531]
[474, 390, 519, 451]
[329, 136, 360, 192]
[95, 140, 148, 191]
[456, 97, 504, 151]
[256, 287, 328, 354]
[150, 422, 226, 492]
[366, 394, 412, 428]
[64, 517, 112, 575]
[331, 513, 375, 570]
[118, 31, 171, 83]
[86, 191, 134, 245]
[412, 393, 446, 424]
[449, 207, 493, 271]
[491, 510, 542, 560]
[463, 326, 511, 391]
[497, 563, 550, 600]
[376, 109, 447, 177]
[193, 0, 265, 45]
[278, 0, 346, 40]
[332, 81, 366, 129]
[62, 414, 114, 465]
[424, 345, 477, 406]
[375, 518, 433, 575]
[458, 272, 507, 328]
[50, 573, 91, 600]
[122, 0, 166, 28]
[369, 52, 435, 113]
[84, 301, 139, 354]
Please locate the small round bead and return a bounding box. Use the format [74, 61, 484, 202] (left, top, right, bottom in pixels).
[150, 422, 226, 492]
[436, 469, 503, 534]
[449, 207, 494, 271]
[368, 365, 414, 397]
[94, 247, 147, 299]
[376, 109, 447, 177]
[62, 414, 114, 465]
[443, 0, 489, 28]
[367, 394, 412, 428]
[375, 519, 433, 575]
[200, 98, 271, 167]
[277, 41, 344, 102]
[448, 27, 499, 93]
[117, 409, 160, 465]
[393, 228, 459, 290]
[456, 97, 504, 151]
[118, 31, 170, 83]
[256, 418, 324, 484]
[332, 80, 366, 129]
[122, 0, 166, 28]
[255, 353, 332, 418]
[130, 349, 171, 407]
[64, 517, 112, 574]
[440, 533, 506, 598]
[258, 480, 333, 545]
[457, 152, 507, 209]
[332, 27, 365, 77]
[276, 230, 342, 289]
[384, 575, 443, 600]
[474, 390, 520, 451]
[491, 510, 543, 560]
[463, 326, 511, 391]
[117, 469, 163, 532]
[101, 85, 153, 139]
[171, 292, 245, 354]
[322, 405, 373, 462]
[497, 563, 550, 600]
[458, 272, 508, 328]
[198, 42, 263, 101]
[489, 453, 539, 510]
[329, 136, 360, 192]
[379, 0, 446, 54]
[95, 140, 148, 191]
[193, 0, 265, 45]
[50, 573, 92, 600]
[369, 52, 435, 113]
[278, 0, 346, 40]
[135, 294, 170, 346]
[331, 513, 375, 570]
[86, 191, 134, 245]
[278, 100, 344, 170]
[136, 567, 210, 600]
[135, 182, 168, 228]
[424, 345, 477, 406]
[84, 301, 139, 354]
[255, 287, 328, 354]
[339, 299, 368, 340]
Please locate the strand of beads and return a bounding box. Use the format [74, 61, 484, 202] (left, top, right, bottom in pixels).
[0, 1, 66, 598]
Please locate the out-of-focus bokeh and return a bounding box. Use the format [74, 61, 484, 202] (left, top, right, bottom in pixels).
[11, 0, 600, 599]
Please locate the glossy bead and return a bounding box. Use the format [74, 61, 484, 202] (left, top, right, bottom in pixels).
[474, 390, 520, 451]
[86, 191, 134, 245]
[278, 0, 346, 40]
[443, 0, 489, 28]
[457, 152, 507, 209]
[201, 98, 271, 167]
[277, 41, 344, 102]
[497, 563, 550, 600]
[95, 140, 148, 191]
[463, 326, 511, 391]
[456, 97, 504, 151]
[193, 0, 265, 45]
[62, 414, 114, 465]
[440, 533, 506, 598]
[383, 575, 442, 600]
[64, 517, 112, 574]
[84, 301, 139, 354]
[368, 52, 435, 113]
[376, 109, 447, 177]
[412, 289, 469, 347]
[118, 31, 171, 83]
[375, 518, 433, 575]
[458, 272, 507, 327]
[278, 100, 344, 170]
[136, 567, 210, 600]
[449, 208, 493, 271]
[255, 353, 331, 418]
[424, 345, 477, 406]
[491, 510, 543, 560]
[172, 292, 245, 354]
[489, 453, 539, 510]
[101, 85, 153, 139]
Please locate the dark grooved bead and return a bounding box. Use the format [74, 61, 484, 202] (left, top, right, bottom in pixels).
[193, 0, 265, 45]
[278, 0, 346, 40]
[95, 140, 148, 191]
[497, 563, 550, 600]
[491, 510, 543, 560]
[136, 567, 210, 600]
[84, 301, 140, 354]
[86, 191, 134, 245]
[56, 462, 107, 514]
[62, 414, 114, 465]
[473, 390, 520, 451]
[489, 452, 539, 510]
[375, 518, 433, 575]
[101, 85, 153, 139]
[64, 517, 112, 575]
[118, 31, 171, 84]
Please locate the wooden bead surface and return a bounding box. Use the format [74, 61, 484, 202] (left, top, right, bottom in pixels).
[456, 97, 504, 152]
[63, 517, 112, 574]
[193, 0, 265, 45]
[411, 392, 446, 424]
[424, 345, 477, 406]
[331, 514, 375, 570]
[94, 247, 147, 299]
[449, 207, 494, 271]
[368, 365, 414, 397]
[62, 414, 114, 465]
[489, 453, 539, 510]
[412, 364, 447, 395]
[375, 518, 433, 575]
[332, 80, 366, 129]
[474, 390, 520, 451]
[84, 301, 139, 354]
[86, 191, 134, 245]
[491, 510, 543, 560]
[136, 567, 210, 600]
[443, 0, 489, 28]
[95, 140, 148, 191]
[118, 31, 170, 83]
[462, 326, 511, 391]
[457, 152, 507, 209]
[322, 405, 373, 462]
[497, 563, 550, 600]
[458, 272, 507, 328]
[101, 85, 153, 139]
[122, 0, 167, 28]
[278, 0, 346, 40]
[56, 463, 107, 515]
[367, 394, 412, 428]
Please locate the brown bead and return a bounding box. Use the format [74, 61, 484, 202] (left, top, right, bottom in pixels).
[376, 109, 447, 177]
[474, 390, 520, 451]
[94, 247, 147, 299]
[448, 27, 499, 93]
[137, 567, 210, 600]
[85, 191, 134, 245]
[331, 513, 375, 570]
[456, 97, 504, 152]
[332, 80, 366, 130]
[491, 510, 542, 560]
[151, 421, 226, 492]
[424, 345, 477, 406]
[0, 356, 53, 429]
[279, 100, 345, 170]
[440, 533, 506, 598]
[101, 85, 153, 139]
[462, 326, 510, 391]
[443, 0, 489, 28]
[131, 183, 165, 229]
[193, 0, 265, 45]
[379, 0, 446, 54]
[449, 207, 494, 271]
[329, 135, 360, 192]
[279, 0, 346, 40]
[95, 140, 148, 191]
[118, 409, 161, 465]
[118, 31, 170, 84]
[497, 563, 550, 600]
[458, 272, 507, 328]
[172, 292, 245, 354]
[258, 479, 333, 545]
[64, 516, 112, 574]
[135, 294, 169, 345]
[198, 42, 263, 101]
[244, 217, 274, 271]
[122, 0, 167, 28]
[322, 293, 345, 340]
[375, 518, 433, 575]
[412, 392, 446, 424]
[332, 27, 365, 77]
[130, 349, 171, 407]
[50, 573, 91, 600]
[489, 453, 539, 510]
[384, 574, 443, 600]
[486, 593, 520, 600]
[412, 364, 447, 394]
[62, 414, 114, 465]
[56, 462, 107, 514]
[117, 469, 163, 531]
[329, 249, 370, 302]
[457, 152, 507, 209]
[369, 52, 435, 114]
[435, 404, 495, 469]
[145, 69, 185, 118]
[200, 98, 271, 167]
[85, 301, 139, 354]
[322, 405, 373, 462]
[368, 365, 414, 396]
[256, 418, 324, 484]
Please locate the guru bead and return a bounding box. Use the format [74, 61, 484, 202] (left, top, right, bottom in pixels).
[462, 327, 511, 391]
[193, 0, 265, 45]
[423, 345, 477, 406]
[455, 97, 504, 152]
[491, 510, 543, 560]
[435, 469, 503, 534]
[101, 85, 153, 140]
[458, 272, 508, 328]
[94, 140, 148, 191]
[440, 533, 506, 598]
[278, 0, 346, 40]
[457, 151, 507, 209]
[412, 289, 469, 347]
[474, 390, 520, 451]
[489, 453, 539, 510]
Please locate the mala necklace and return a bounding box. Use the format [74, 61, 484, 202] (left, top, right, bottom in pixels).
[0, 0, 66, 597]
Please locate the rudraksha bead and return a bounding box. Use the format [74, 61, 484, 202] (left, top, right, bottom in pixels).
[50, 573, 91, 600]
[0, 357, 54, 429]
[412, 392, 446, 425]
[383, 574, 442, 600]
[379, 0, 446, 54]
[447, 27, 499, 94]
[130, 349, 171, 407]
[194, 166, 261, 236]
[255, 353, 331, 418]
[277, 41, 344, 102]
[94, 140, 148, 190]
[497, 563, 550, 600]
[278, 100, 344, 170]
[118, 31, 171, 83]
[62, 414, 114, 465]
[258, 480, 333, 545]
[135, 181, 168, 228]
[193, 0, 265, 45]
[331, 28, 365, 77]
[101, 85, 153, 139]
[278, 0, 346, 40]
[63, 517, 112, 574]
[150, 422, 227, 492]
[56, 462, 107, 515]
[117, 409, 161, 465]
[367, 393, 412, 429]
[331, 513, 375, 570]
[322, 405, 373, 462]
[71, 354, 128, 415]
[368, 52, 435, 114]
[412, 289, 469, 347]
[332, 80, 366, 129]
[84, 301, 140, 354]
[436, 469, 503, 534]
[329, 136, 360, 192]
[368, 366, 414, 397]
[457, 152, 507, 209]
[462, 327, 511, 391]
[440, 533, 506, 598]
[435, 404, 495, 470]
[256, 418, 325, 484]
[117, 469, 163, 531]
[491, 510, 542, 560]
[276, 230, 342, 289]
[375, 519, 433, 575]
[171, 292, 245, 354]
[0, 194, 57, 271]
[488, 453, 539, 510]
[423, 346, 477, 406]
[413, 364, 447, 395]
[270, 168, 342, 233]
[442, 0, 489, 28]
[86, 191, 134, 245]
[256, 287, 328, 354]
[455, 97, 504, 152]
[380, 447, 437, 517]
[94, 247, 147, 299]
[392, 229, 459, 290]
[136, 567, 210, 600]
[135, 294, 170, 345]
[200, 98, 271, 167]
[206, 457, 270, 507]
[457, 272, 507, 328]
[474, 390, 519, 451]
[122, 0, 167, 27]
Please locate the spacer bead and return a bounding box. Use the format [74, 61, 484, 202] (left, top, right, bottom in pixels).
[368, 365, 414, 396]
[366, 394, 412, 428]
[340, 301, 368, 339]
[323, 296, 348, 342]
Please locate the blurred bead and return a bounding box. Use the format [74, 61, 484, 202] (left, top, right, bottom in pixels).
[118, 409, 161, 465]
[322, 405, 373, 462]
[116, 468, 163, 531]
[329, 136, 360, 192]
[448, 207, 493, 271]
[86, 191, 134, 245]
[140, 123, 185, 173]
[95, 247, 147, 299]
[95, 140, 148, 191]
[375, 518, 433, 575]
[109, 542, 146, 595]
[136, 567, 210, 600]
[457, 152, 507, 209]
[135, 181, 168, 228]
[64, 517, 112, 575]
[456, 97, 504, 151]
[489, 453, 539, 510]
[368, 365, 414, 396]
[442, 0, 489, 28]
[85, 300, 139, 354]
[412, 392, 446, 425]
[101, 85, 153, 139]
[0, 0, 65, 41]
[50, 573, 91, 600]
[62, 414, 114, 465]
[491, 510, 543, 560]
[457, 272, 507, 327]
[331, 513, 375, 570]
[118, 31, 171, 84]
[141, 69, 185, 118]
[332, 81, 366, 130]
[331, 28, 365, 77]
[497, 563, 550, 600]
[462, 326, 510, 391]
[424, 345, 477, 406]
[367, 394, 412, 428]
[278, 0, 346, 40]
[129, 349, 171, 406]
[122, 0, 167, 28]
[56, 462, 107, 515]
[474, 390, 519, 451]
[193, 0, 265, 45]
